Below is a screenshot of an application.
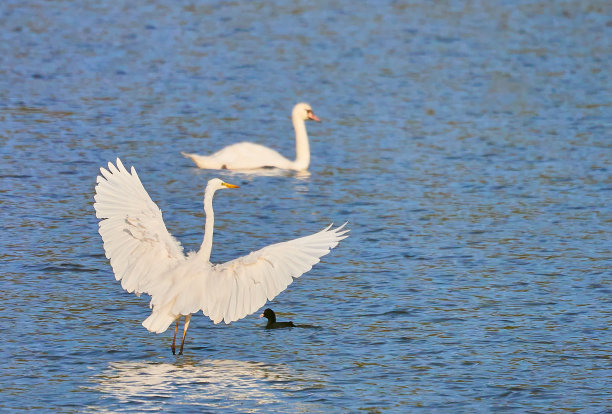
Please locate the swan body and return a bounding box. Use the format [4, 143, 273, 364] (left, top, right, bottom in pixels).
[182, 102, 320, 171]
[93, 158, 348, 354]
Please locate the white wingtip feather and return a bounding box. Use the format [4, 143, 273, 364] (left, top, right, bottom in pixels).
[116, 158, 130, 175]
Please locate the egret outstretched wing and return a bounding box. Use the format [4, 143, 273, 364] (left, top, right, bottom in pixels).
[94, 157, 349, 354]
[157, 223, 349, 324]
[94, 159, 185, 296]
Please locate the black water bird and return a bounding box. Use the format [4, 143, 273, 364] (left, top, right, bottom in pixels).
[260, 308, 295, 329]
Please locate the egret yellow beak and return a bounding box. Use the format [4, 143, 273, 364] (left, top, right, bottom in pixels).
[222, 182, 239, 189]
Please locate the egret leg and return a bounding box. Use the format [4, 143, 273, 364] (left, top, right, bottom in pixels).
[178, 314, 192, 355]
[171, 319, 179, 355]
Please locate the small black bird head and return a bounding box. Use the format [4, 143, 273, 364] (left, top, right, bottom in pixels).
[260, 308, 276, 323]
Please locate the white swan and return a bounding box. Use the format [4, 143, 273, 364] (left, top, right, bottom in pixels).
[93, 158, 348, 354]
[182, 102, 320, 171]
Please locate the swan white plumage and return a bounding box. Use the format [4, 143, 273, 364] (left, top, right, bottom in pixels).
[93, 158, 348, 354]
[182, 102, 320, 171]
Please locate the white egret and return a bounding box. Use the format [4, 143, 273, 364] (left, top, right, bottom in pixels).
[182, 102, 320, 171]
[93, 158, 348, 354]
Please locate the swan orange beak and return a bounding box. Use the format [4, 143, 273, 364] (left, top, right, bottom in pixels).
[259, 312, 264, 318]
[222, 182, 239, 189]
[308, 112, 321, 122]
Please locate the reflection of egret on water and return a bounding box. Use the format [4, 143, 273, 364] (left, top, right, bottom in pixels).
[91, 359, 327, 411]
[94, 159, 348, 354]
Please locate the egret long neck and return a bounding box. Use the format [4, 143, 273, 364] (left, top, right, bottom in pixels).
[292, 116, 310, 171]
[199, 190, 215, 262]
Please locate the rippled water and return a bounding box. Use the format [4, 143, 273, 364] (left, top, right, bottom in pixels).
[1, 0, 611, 412]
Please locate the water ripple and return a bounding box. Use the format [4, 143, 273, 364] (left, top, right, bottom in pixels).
[0, 0, 611, 412]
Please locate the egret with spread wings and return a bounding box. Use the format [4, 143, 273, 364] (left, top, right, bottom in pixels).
[93, 159, 348, 354]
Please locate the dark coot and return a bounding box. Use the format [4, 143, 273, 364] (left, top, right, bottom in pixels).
[260, 308, 295, 329]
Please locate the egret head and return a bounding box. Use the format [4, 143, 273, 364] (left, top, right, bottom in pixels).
[292, 102, 320, 122]
[205, 178, 239, 196]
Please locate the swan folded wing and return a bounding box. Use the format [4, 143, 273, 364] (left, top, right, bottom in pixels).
[94, 158, 185, 296]
[193, 142, 291, 170]
[187, 223, 349, 324]
[220, 142, 291, 169]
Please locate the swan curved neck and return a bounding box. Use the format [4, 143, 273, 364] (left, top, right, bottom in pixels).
[292, 115, 310, 171]
[199, 190, 215, 261]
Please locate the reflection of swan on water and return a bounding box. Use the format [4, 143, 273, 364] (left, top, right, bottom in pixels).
[221, 167, 312, 179]
[90, 359, 327, 411]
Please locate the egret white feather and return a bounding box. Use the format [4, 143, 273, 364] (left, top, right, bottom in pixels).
[94, 158, 348, 354]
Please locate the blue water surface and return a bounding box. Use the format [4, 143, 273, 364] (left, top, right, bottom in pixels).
[1, 0, 610, 412]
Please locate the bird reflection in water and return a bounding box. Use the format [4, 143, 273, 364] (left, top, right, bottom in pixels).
[213, 166, 312, 179]
[91, 359, 326, 411]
